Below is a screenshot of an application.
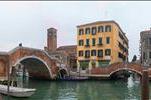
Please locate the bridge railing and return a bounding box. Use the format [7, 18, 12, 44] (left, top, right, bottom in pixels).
[91, 62, 144, 76]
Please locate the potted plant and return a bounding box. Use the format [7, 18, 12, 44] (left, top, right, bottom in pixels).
[91, 61, 96, 68]
[80, 62, 88, 70]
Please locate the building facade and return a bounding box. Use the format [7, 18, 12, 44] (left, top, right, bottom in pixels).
[57, 45, 77, 71]
[140, 29, 151, 66]
[44, 27, 77, 73]
[77, 20, 129, 71]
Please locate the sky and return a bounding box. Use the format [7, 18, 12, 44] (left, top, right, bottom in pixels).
[0, 1, 151, 61]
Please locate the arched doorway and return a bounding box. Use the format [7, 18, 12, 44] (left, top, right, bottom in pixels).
[58, 69, 68, 79]
[15, 56, 52, 80]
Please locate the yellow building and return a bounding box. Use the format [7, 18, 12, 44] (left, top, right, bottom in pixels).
[77, 20, 128, 71]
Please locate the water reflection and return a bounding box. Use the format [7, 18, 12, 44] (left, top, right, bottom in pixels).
[127, 75, 141, 100]
[2, 78, 142, 100]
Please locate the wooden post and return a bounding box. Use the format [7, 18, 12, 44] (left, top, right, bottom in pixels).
[7, 60, 10, 98]
[0, 94, 3, 100]
[141, 70, 149, 100]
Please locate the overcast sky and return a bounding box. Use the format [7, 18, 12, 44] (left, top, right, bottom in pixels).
[0, 1, 151, 60]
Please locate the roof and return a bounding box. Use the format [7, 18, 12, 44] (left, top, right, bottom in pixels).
[140, 30, 151, 34]
[57, 45, 77, 51]
[0, 52, 8, 55]
[77, 20, 128, 42]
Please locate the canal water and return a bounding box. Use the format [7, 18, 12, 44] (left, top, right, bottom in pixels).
[1, 76, 147, 100]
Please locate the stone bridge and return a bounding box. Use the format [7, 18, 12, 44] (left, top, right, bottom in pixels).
[0, 46, 61, 80]
[90, 62, 151, 78]
[1, 46, 151, 80]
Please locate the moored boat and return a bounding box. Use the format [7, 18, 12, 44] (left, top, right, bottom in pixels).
[59, 76, 89, 81]
[0, 84, 36, 97]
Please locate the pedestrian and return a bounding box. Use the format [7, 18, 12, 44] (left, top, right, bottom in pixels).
[10, 66, 17, 87]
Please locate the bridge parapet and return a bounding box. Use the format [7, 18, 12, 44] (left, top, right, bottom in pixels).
[91, 62, 144, 77]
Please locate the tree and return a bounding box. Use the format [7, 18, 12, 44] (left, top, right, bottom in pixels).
[132, 55, 137, 62]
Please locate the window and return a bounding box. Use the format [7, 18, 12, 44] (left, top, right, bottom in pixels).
[92, 27, 97, 35]
[105, 25, 111, 32]
[92, 38, 96, 46]
[86, 39, 90, 46]
[85, 50, 90, 58]
[106, 37, 110, 44]
[105, 49, 111, 56]
[98, 37, 102, 45]
[79, 51, 83, 57]
[79, 29, 84, 35]
[149, 52, 151, 59]
[78, 40, 84, 46]
[85, 28, 90, 35]
[98, 26, 104, 32]
[118, 52, 126, 61]
[91, 50, 96, 56]
[149, 38, 151, 45]
[98, 50, 103, 57]
[143, 52, 146, 59]
[119, 32, 124, 40]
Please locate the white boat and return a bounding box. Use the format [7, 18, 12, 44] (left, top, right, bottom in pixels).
[0, 84, 36, 97]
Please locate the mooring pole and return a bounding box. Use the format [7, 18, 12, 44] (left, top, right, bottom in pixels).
[141, 70, 149, 100]
[7, 60, 10, 99]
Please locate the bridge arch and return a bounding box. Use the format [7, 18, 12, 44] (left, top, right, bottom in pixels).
[109, 68, 142, 77]
[14, 56, 52, 79]
[108, 63, 143, 78]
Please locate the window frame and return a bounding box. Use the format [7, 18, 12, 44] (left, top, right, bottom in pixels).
[98, 49, 103, 57]
[105, 25, 111, 32]
[92, 38, 96, 46]
[91, 50, 96, 56]
[98, 37, 102, 45]
[79, 29, 84, 35]
[92, 27, 97, 35]
[98, 26, 104, 33]
[86, 39, 90, 46]
[79, 51, 83, 57]
[105, 49, 111, 56]
[85, 28, 90, 35]
[78, 40, 84, 46]
[106, 37, 110, 44]
[85, 50, 90, 58]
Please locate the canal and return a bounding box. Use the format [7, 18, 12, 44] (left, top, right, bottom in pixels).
[1, 76, 148, 100]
